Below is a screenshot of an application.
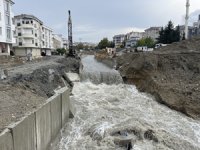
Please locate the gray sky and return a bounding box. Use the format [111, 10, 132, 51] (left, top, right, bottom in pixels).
[13, 0, 200, 43]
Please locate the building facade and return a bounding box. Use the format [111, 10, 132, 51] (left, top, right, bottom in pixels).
[126, 31, 144, 40]
[13, 14, 43, 58]
[113, 34, 125, 48]
[62, 38, 68, 49]
[191, 14, 200, 37]
[126, 36, 141, 48]
[125, 31, 144, 48]
[144, 27, 161, 41]
[52, 34, 63, 50]
[13, 14, 54, 58]
[0, 0, 15, 55]
[41, 26, 53, 56]
[178, 25, 194, 39]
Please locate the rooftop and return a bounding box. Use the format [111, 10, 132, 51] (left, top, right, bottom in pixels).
[145, 27, 162, 31]
[14, 14, 43, 25]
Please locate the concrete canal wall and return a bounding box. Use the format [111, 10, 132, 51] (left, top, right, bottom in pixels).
[0, 87, 71, 150]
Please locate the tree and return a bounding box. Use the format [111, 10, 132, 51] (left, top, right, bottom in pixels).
[56, 48, 66, 55]
[136, 37, 155, 48]
[158, 21, 181, 44]
[98, 38, 114, 49]
[76, 43, 84, 50]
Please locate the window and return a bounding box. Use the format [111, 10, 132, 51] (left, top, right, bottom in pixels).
[35, 43, 38, 46]
[7, 28, 11, 39]
[19, 42, 22, 46]
[22, 21, 25, 24]
[18, 33, 22, 36]
[31, 20, 33, 24]
[26, 21, 29, 24]
[6, 15, 10, 25]
[17, 23, 21, 26]
[0, 27, 2, 35]
[32, 40, 34, 44]
[5, 2, 9, 12]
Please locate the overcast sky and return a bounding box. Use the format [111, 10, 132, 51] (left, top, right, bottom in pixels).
[13, 0, 200, 43]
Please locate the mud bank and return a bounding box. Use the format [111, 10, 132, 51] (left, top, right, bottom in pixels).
[0, 56, 80, 132]
[117, 51, 200, 119]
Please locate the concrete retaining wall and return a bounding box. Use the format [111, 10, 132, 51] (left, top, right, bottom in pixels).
[0, 87, 70, 150]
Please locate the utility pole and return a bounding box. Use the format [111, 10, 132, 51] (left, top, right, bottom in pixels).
[68, 10, 75, 57]
[185, 0, 190, 39]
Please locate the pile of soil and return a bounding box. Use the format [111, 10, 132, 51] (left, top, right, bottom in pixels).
[117, 38, 200, 119]
[156, 37, 200, 52]
[0, 56, 80, 132]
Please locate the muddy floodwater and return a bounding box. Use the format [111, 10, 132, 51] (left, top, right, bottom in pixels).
[53, 55, 200, 150]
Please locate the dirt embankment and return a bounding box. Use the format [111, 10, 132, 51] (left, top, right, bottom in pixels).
[95, 50, 116, 68]
[117, 38, 200, 119]
[0, 56, 80, 132]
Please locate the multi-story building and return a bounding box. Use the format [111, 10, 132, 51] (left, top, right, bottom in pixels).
[144, 27, 161, 41]
[41, 25, 53, 56]
[113, 34, 125, 48]
[13, 14, 54, 58]
[13, 14, 43, 58]
[125, 31, 145, 48]
[52, 34, 63, 50]
[0, 0, 15, 55]
[126, 31, 144, 40]
[62, 38, 68, 49]
[177, 25, 194, 39]
[191, 14, 200, 37]
[126, 36, 141, 48]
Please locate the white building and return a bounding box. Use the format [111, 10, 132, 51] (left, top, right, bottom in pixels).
[14, 14, 54, 58]
[144, 27, 161, 41]
[13, 14, 43, 58]
[0, 0, 15, 55]
[62, 38, 68, 49]
[125, 31, 144, 48]
[52, 34, 63, 50]
[126, 36, 141, 48]
[41, 26, 53, 56]
[106, 47, 116, 56]
[113, 34, 125, 48]
[126, 31, 144, 40]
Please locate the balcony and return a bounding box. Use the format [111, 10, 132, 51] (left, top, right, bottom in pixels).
[17, 24, 34, 29]
[21, 33, 34, 38]
[18, 43, 37, 48]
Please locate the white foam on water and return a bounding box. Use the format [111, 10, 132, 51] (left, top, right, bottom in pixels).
[53, 55, 200, 150]
[55, 82, 200, 150]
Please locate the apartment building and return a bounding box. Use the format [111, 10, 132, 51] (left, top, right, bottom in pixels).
[144, 27, 161, 41]
[13, 14, 43, 58]
[113, 34, 125, 48]
[62, 38, 68, 49]
[126, 31, 144, 40]
[125, 31, 144, 48]
[13, 14, 54, 58]
[191, 14, 200, 37]
[0, 0, 15, 55]
[41, 26, 53, 56]
[126, 36, 141, 48]
[52, 34, 63, 50]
